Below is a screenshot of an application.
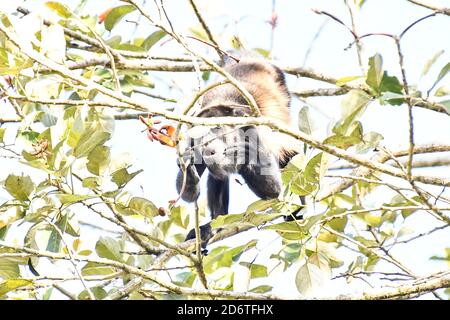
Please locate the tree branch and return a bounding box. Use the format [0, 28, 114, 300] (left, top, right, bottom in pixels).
[188, 0, 223, 61]
[406, 0, 450, 15]
[1, 240, 448, 300]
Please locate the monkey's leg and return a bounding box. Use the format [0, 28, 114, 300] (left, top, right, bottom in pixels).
[185, 174, 229, 248]
[207, 174, 230, 219]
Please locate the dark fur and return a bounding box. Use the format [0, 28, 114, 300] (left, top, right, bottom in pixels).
[176, 57, 301, 247]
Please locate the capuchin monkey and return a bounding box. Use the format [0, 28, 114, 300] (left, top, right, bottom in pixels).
[176, 53, 302, 247]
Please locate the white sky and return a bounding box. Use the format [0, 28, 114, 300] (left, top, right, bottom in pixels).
[0, 0, 449, 299]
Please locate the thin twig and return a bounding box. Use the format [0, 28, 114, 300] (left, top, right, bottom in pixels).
[345, 0, 365, 72]
[406, 0, 450, 16]
[45, 218, 95, 300]
[194, 200, 208, 289]
[188, 0, 224, 62]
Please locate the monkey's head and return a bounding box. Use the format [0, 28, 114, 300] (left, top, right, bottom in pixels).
[185, 105, 275, 179]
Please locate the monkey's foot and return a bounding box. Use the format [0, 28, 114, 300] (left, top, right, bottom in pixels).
[284, 207, 304, 221]
[185, 223, 214, 250]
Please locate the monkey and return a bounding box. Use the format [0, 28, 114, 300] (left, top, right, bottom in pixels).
[176, 54, 302, 247]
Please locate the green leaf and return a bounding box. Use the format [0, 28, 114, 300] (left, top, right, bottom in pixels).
[102, 190, 121, 199]
[444, 288, 450, 297]
[81, 262, 117, 276]
[309, 253, 332, 274]
[249, 285, 272, 293]
[239, 262, 268, 279]
[421, 50, 444, 77]
[326, 215, 347, 234]
[116, 197, 159, 218]
[46, 228, 61, 253]
[169, 206, 189, 228]
[142, 30, 167, 51]
[18, 130, 39, 145]
[78, 286, 107, 300]
[66, 112, 84, 148]
[366, 53, 383, 92]
[111, 168, 143, 188]
[323, 134, 361, 149]
[73, 129, 110, 158]
[202, 71, 211, 82]
[4, 174, 35, 201]
[378, 92, 404, 106]
[435, 85, 450, 97]
[397, 225, 414, 238]
[95, 237, 123, 262]
[304, 153, 327, 183]
[43, 288, 53, 300]
[105, 5, 136, 31]
[210, 213, 245, 229]
[295, 260, 328, 296]
[298, 106, 313, 135]
[88, 109, 115, 134]
[0, 258, 20, 279]
[211, 210, 280, 229]
[203, 240, 257, 274]
[263, 221, 307, 240]
[365, 255, 380, 271]
[117, 43, 145, 52]
[41, 113, 58, 127]
[174, 272, 196, 287]
[355, 131, 383, 153]
[0, 226, 8, 240]
[45, 2, 72, 19]
[87, 145, 111, 176]
[56, 194, 94, 205]
[282, 156, 317, 196]
[363, 213, 382, 227]
[82, 177, 99, 190]
[57, 212, 80, 237]
[106, 35, 122, 48]
[430, 62, 450, 92]
[127, 197, 159, 218]
[246, 199, 278, 214]
[0, 128, 5, 143]
[356, 0, 366, 9]
[0, 12, 12, 28]
[121, 72, 154, 89]
[253, 48, 270, 58]
[189, 25, 209, 41]
[336, 75, 362, 86]
[439, 100, 450, 114]
[336, 89, 371, 135]
[379, 73, 403, 95]
[0, 279, 33, 297]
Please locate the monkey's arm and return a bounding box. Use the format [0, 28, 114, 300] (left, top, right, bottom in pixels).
[176, 163, 206, 202]
[239, 151, 282, 199]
